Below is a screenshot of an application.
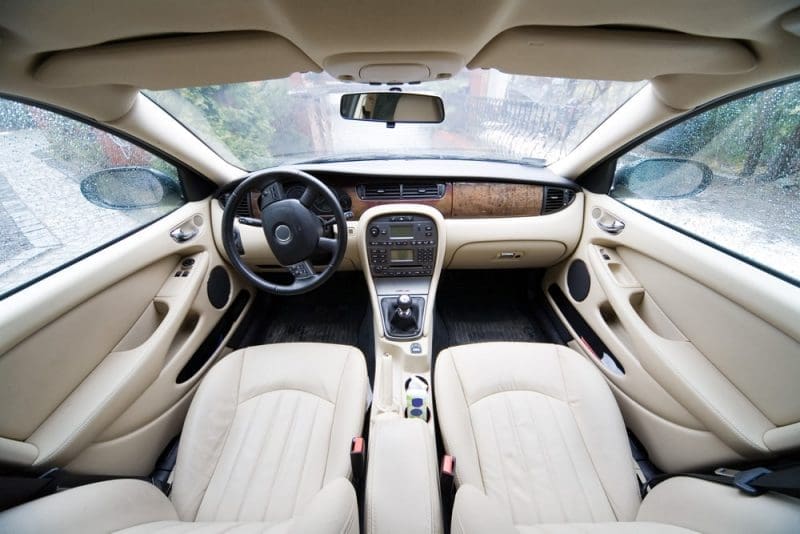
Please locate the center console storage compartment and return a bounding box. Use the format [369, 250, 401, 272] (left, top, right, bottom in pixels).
[365, 418, 442, 534]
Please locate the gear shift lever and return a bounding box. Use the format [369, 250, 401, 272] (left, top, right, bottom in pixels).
[389, 294, 419, 334]
[396, 294, 413, 319]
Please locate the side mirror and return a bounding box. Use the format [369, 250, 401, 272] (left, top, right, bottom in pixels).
[615, 158, 712, 199]
[80, 166, 182, 210]
[340, 92, 444, 125]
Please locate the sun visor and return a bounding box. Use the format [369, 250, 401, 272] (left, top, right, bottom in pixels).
[34, 31, 321, 90]
[469, 27, 757, 81]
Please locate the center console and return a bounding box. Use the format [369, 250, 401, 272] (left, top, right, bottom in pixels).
[365, 214, 439, 341]
[366, 214, 438, 278]
[358, 204, 445, 534]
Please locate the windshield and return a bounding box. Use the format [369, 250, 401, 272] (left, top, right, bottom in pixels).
[145, 70, 645, 170]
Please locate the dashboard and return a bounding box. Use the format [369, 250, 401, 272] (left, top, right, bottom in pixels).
[212, 159, 584, 272]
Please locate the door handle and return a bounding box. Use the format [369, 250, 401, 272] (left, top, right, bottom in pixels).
[170, 227, 198, 242]
[597, 218, 625, 234]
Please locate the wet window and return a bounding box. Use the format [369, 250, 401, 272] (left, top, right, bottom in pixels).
[612, 81, 800, 282]
[0, 98, 184, 298]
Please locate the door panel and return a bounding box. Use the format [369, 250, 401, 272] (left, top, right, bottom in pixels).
[0, 201, 251, 473]
[545, 192, 800, 471]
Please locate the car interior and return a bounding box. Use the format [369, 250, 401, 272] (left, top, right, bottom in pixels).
[0, 1, 799, 533]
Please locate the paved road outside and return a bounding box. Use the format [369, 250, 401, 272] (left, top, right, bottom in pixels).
[0, 129, 170, 295]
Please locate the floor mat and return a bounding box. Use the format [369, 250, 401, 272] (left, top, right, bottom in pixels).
[242, 272, 376, 383]
[434, 270, 548, 348]
[258, 272, 369, 346]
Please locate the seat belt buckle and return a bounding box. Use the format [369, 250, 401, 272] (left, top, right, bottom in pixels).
[440, 455, 456, 498]
[350, 437, 366, 484]
[440, 455, 456, 531]
[715, 466, 771, 496]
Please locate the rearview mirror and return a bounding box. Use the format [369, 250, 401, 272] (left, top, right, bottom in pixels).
[340, 92, 444, 125]
[615, 158, 712, 199]
[80, 166, 182, 210]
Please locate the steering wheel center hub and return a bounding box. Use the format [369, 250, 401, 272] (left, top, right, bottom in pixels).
[261, 198, 322, 265]
[274, 224, 292, 243]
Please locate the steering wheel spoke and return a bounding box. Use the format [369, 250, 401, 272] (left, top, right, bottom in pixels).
[285, 260, 316, 280]
[299, 186, 318, 208]
[317, 236, 338, 254]
[260, 180, 286, 210]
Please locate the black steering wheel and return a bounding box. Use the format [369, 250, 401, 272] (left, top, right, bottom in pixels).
[221, 168, 347, 295]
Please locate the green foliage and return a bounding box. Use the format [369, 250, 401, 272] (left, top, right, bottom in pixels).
[172, 80, 313, 169]
[646, 82, 800, 183]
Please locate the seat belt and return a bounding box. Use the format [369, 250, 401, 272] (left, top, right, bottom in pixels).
[646, 465, 800, 498]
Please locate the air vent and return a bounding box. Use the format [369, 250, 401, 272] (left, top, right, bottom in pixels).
[358, 183, 444, 200]
[542, 187, 576, 214]
[359, 184, 402, 199]
[235, 197, 251, 217]
[220, 193, 252, 217]
[401, 184, 445, 199]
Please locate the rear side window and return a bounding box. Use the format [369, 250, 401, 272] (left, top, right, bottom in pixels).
[611, 80, 800, 282]
[0, 97, 185, 298]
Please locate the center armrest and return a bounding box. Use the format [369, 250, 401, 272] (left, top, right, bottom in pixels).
[365, 418, 443, 534]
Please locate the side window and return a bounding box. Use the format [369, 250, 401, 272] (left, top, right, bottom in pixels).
[611, 80, 800, 282]
[0, 97, 185, 297]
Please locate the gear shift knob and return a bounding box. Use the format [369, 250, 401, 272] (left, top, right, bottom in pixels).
[396, 294, 412, 318]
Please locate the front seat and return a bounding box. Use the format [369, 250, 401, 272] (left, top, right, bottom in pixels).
[435, 342, 800, 534]
[0, 343, 369, 534]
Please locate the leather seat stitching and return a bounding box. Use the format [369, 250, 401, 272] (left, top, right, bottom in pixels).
[288, 396, 323, 517]
[504, 394, 542, 524]
[322, 350, 352, 485]
[545, 395, 596, 522]
[469, 388, 568, 406]
[233, 393, 293, 521]
[238, 388, 334, 406]
[191, 353, 246, 520]
[555, 350, 623, 520]
[209, 393, 272, 520]
[259, 393, 303, 522]
[485, 396, 516, 521]
[522, 393, 568, 523]
[448, 351, 486, 493]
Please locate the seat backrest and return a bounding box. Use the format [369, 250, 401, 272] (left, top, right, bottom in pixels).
[169, 343, 368, 523]
[435, 342, 642, 525]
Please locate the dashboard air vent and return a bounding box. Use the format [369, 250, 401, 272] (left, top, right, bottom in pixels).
[220, 193, 252, 217]
[359, 184, 402, 199]
[542, 187, 576, 214]
[235, 197, 251, 217]
[401, 183, 445, 199]
[358, 183, 444, 200]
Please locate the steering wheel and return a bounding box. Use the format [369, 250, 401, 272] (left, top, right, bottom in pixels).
[221, 168, 347, 295]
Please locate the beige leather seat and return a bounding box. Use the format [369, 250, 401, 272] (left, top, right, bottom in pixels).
[0, 343, 369, 534]
[435, 342, 800, 534]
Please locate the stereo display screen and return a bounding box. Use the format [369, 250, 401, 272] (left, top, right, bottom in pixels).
[389, 224, 414, 238]
[390, 249, 414, 262]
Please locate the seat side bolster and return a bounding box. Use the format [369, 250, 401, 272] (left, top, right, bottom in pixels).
[434, 349, 485, 492]
[291, 477, 359, 534]
[558, 346, 642, 521]
[637, 476, 800, 534]
[169, 348, 244, 520]
[451, 484, 516, 534]
[322, 346, 369, 484]
[0, 479, 177, 534]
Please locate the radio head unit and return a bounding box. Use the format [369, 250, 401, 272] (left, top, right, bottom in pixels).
[366, 214, 437, 278]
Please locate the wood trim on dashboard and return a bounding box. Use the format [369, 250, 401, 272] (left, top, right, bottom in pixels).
[451, 182, 543, 217]
[243, 180, 545, 220]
